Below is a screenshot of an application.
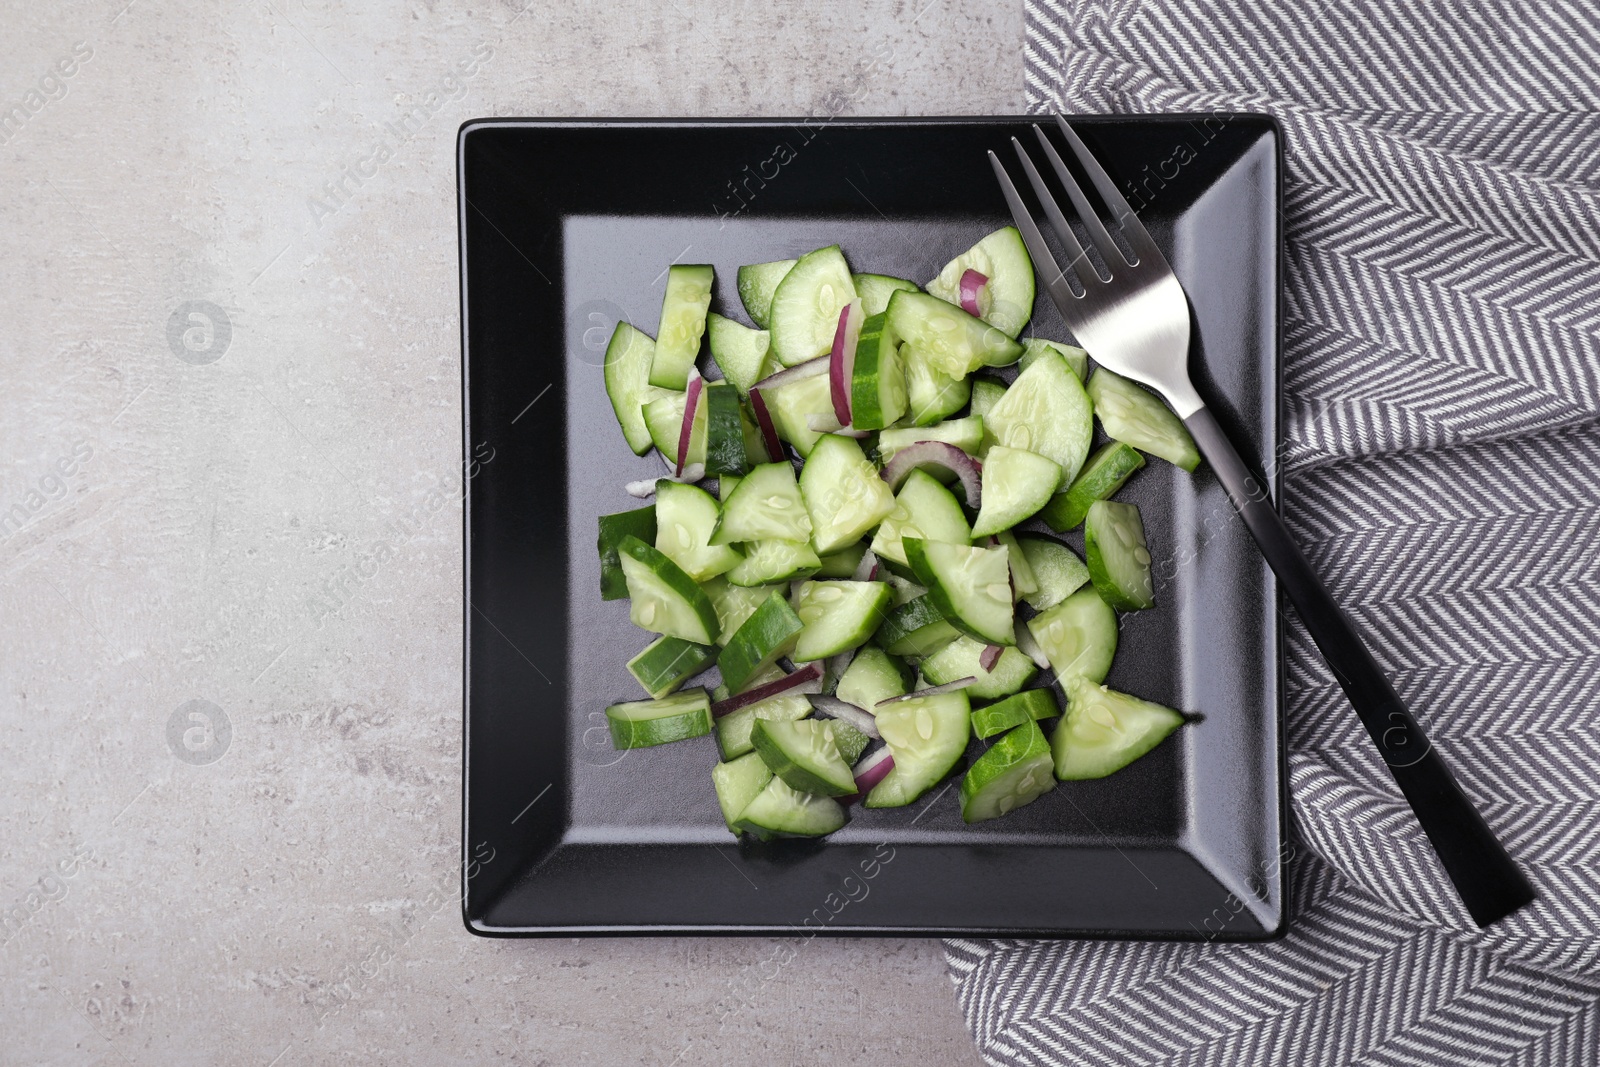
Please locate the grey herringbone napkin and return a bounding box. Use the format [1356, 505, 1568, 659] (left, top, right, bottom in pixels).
[947, 3, 1600, 1063]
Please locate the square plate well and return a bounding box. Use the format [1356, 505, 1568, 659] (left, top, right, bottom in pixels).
[459, 116, 1284, 937]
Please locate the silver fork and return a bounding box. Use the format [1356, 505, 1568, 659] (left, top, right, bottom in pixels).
[991, 115, 1533, 928]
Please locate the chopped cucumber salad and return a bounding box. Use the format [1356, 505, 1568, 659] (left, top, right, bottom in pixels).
[594, 229, 1203, 837]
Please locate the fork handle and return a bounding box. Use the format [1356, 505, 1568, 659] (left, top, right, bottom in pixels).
[1182, 405, 1534, 928]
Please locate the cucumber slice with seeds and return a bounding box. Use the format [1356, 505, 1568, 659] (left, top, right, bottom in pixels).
[718, 591, 805, 692]
[597, 505, 657, 601]
[737, 259, 796, 330]
[865, 690, 972, 808]
[814, 541, 867, 578]
[712, 462, 811, 544]
[1040, 441, 1146, 532]
[769, 246, 856, 367]
[968, 374, 1007, 418]
[1016, 536, 1090, 612]
[1087, 370, 1201, 472]
[970, 688, 1060, 740]
[836, 646, 912, 709]
[994, 530, 1037, 598]
[707, 313, 771, 396]
[919, 635, 1037, 699]
[712, 752, 773, 833]
[870, 469, 971, 574]
[970, 446, 1061, 538]
[617, 535, 720, 645]
[887, 290, 1022, 380]
[1026, 587, 1117, 685]
[642, 391, 706, 467]
[1054, 676, 1184, 779]
[819, 717, 871, 764]
[850, 311, 908, 431]
[752, 718, 856, 796]
[738, 776, 846, 837]
[925, 226, 1036, 339]
[873, 595, 961, 658]
[654, 481, 743, 582]
[627, 635, 717, 699]
[1019, 338, 1087, 381]
[878, 416, 984, 474]
[792, 580, 893, 662]
[603, 322, 672, 454]
[702, 382, 750, 476]
[763, 371, 833, 457]
[961, 719, 1055, 822]
[724, 540, 821, 587]
[715, 691, 812, 761]
[903, 538, 1016, 646]
[799, 434, 897, 556]
[901, 344, 972, 426]
[1085, 500, 1155, 610]
[985, 346, 1094, 489]
[605, 688, 713, 749]
[853, 273, 919, 316]
[649, 264, 714, 389]
[702, 577, 780, 644]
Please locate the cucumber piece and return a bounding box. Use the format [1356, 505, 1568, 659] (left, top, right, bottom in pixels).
[605, 688, 713, 749]
[597, 505, 657, 601]
[885, 572, 926, 606]
[961, 719, 1055, 822]
[603, 322, 672, 454]
[719, 474, 742, 501]
[1055, 675, 1184, 779]
[1040, 442, 1146, 532]
[994, 530, 1037, 598]
[901, 344, 972, 426]
[849, 312, 908, 431]
[715, 691, 811, 760]
[819, 717, 871, 765]
[792, 580, 893, 662]
[706, 312, 771, 396]
[919, 635, 1037, 699]
[1084, 500, 1155, 611]
[799, 434, 897, 555]
[1026, 587, 1117, 685]
[870, 469, 971, 574]
[654, 481, 743, 582]
[925, 226, 1036, 339]
[968, 374, 1007, 418]
[702, 382, 749, 476]
[712, 462, 811, 544]
[1016, 536, 1090, 612]
[763, 371, 833, 457]
[865, 690, 972, 808]
[642, 390, 707, 467]
[814, 541, 867, 578]
[712, 751, 772, 833]
[649, 264, 714, 389]
[718, 591, 804, 692]
[836, 646, 912, 709]
[737, 259, 796, 330]
[737, 776, 846, 837]
[903, 538, 1015, 646]
[985, 346, 1094, 488]
[724, 539, 821, 587]
[873, 595, 961, 658]
[1087, 370, 1201, 471]
[702, 577, 780, 644]
[970, 446, 1062, 538]
[878, 416, 984, 469]
[887, 290, 1022, 379]
[1020, 338, 1088, 381]
[627, 635, 717, 699]
[617, 535, 720, 645]
[751, 718, 856, 796]
[769, 246, 856, 367]
[853, 273, 919, 316]
[970, 688, 1060, 740]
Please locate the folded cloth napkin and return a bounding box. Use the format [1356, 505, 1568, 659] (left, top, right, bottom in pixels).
[947, 2, 1600, 1063]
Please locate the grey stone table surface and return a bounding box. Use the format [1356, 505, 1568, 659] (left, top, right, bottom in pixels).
[0, 1, 1020, 1064]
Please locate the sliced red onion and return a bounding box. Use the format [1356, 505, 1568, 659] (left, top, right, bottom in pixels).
[874, 677, 976, 706]
[807, 695, 881, 740]
[828, 299, 864, 425]
[805, 412, 871, 438]
[841, 746, 895, 803]
[752, 354, 830, 392]
[824, 647, 856, 694]
[959, 268, 988, 317]
[747, 387, 784, 462]
[979, 644, 1003, 672]
[850, 548, 880, 583]
[711, 661, 825, 718]
[676, 369, 703, 477]
[1014, 622, 1051, 669]
[880, 441, 982, 507]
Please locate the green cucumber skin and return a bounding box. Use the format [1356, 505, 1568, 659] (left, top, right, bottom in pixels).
[1054, 677, 1184, 780]
[791, 580, 894, 663]
[849, 311, 908, 431]
[751, 718, 856, 797]
[702, 382, 750, 476]
[711, 752, 773, 832]
[820, 718, 871, 764]
[970, 687, 1059, 739]
[627, 635, 718, 699]
[873, 595, 960, 658]
[1086, 370, 1202, 472]
[903, 537, 1016, 647]
[919, 635, 1037, 700]
[737, 259, 796, 330]
[813, 542, 867, 578]
[901, 344, 973, 425]
[602, 322, 665, 454]
[650, 264, 715, 389]
[1040, 442, 1146, 532]
[597, 506, 657, 601]
[970, 445, 1061, 538]
[617, 535, 721, 644]
[1084, 500, 1156, 611]
[605, 689, 714, 749]
[717, 592, 804, 693]
[960, 719, 1055, 823]
[737, 777, 846, 837]
[714, 692, 811, 760]
[968, 375, 1007, 418]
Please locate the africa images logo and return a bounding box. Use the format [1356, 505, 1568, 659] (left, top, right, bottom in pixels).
[0, 42, 93, 146]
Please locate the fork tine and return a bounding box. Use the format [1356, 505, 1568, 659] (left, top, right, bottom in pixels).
[987, 151, 1082, 314]
[1051, 113, 1163, 263]
[1031, 124, 1131, 270]
[1009, 137, 1104, 291]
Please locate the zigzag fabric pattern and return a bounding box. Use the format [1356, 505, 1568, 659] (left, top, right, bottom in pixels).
[949, 2, 1600, 1062]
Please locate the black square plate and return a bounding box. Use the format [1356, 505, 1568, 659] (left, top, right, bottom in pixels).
[459, 116, 1284, 938]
